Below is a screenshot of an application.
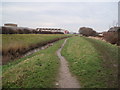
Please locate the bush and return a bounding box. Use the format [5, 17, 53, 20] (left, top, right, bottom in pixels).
[103, 32, 120, 45]
[18, 29, 24, 34]
[23, 28, 32, 34]
[1, 26, 64, 34]
[103, 27, 120, 45]
[2, 27, 19, 34]
[79, 27, 97, 36]
[1, 27, 33, 34]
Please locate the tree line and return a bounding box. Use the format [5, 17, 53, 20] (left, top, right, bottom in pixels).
[79, 27, 120, 45]
[0, 26, 64, 34]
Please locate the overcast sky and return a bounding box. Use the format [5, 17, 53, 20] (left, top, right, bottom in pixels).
[1, 1, 118, 32]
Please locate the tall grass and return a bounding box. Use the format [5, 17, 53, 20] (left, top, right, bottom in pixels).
[2, 34, 69, 64]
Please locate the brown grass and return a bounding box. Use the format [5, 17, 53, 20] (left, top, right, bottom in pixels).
[2, 36, 69, 65]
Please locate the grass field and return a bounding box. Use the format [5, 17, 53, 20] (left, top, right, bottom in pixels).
[2, 35, 119, 88]
[2, 39, 65, 88]
[2, 34, 67, 50]
[62, 36, 118, 88]
[2, 34, 68, 64]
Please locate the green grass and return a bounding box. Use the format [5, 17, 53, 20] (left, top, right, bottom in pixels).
[85, 37, 119, 88]
[2, 39, 65, 88]
[2, 34, 68, 51]
[2, 35, 119, 88]
[62, 36, 118, 88]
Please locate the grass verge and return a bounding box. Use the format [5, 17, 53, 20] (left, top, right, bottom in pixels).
[2, 39, 65, 88]
[61, 36, 118, 88]
[85, 37, 119, 88]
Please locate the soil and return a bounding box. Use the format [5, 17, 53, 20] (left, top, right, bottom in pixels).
[56, 39, 80, 88]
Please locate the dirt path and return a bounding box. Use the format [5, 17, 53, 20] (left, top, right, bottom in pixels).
[56, 39, 80, 88]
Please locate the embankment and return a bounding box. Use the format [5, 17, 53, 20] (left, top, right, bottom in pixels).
[2, 34, 70, 64]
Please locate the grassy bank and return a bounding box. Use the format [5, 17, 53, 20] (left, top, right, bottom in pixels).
[2, 39, 65, 88]
[85, 37, 118, 88]
[2, 34, 68, 64]
[62, 36, 118, 88]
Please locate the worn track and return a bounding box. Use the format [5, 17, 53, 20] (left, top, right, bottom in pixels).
[56, 39, 80, 88]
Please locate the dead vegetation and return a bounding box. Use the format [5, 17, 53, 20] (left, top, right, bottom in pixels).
[2, 35, 70, 65]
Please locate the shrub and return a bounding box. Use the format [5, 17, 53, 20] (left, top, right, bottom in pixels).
[103, 32, 118, 44]
[103, 27, 120, 45]
[79, 27, 97, 36]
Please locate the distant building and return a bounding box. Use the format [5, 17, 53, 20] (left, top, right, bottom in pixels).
[64, 30, 69, 34]
[36, 28, 69, 34]
[4, 23, 17, 27]
[108, 27, 120, 32]
[98, 32, 103, 37]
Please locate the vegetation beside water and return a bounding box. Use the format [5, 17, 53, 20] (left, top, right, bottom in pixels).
[2, 39, 64, 88]
[2, 34, 68, 64]
[2, 35, 119, 88]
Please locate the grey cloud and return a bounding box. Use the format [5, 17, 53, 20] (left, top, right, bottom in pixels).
[2, 2, 118, 32]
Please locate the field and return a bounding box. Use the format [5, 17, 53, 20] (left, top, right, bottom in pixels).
[2, 34, 69, 64]
[62, 36, 118, 88]
[2, 39, 65, 88]
[2, 35, 119, 88]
